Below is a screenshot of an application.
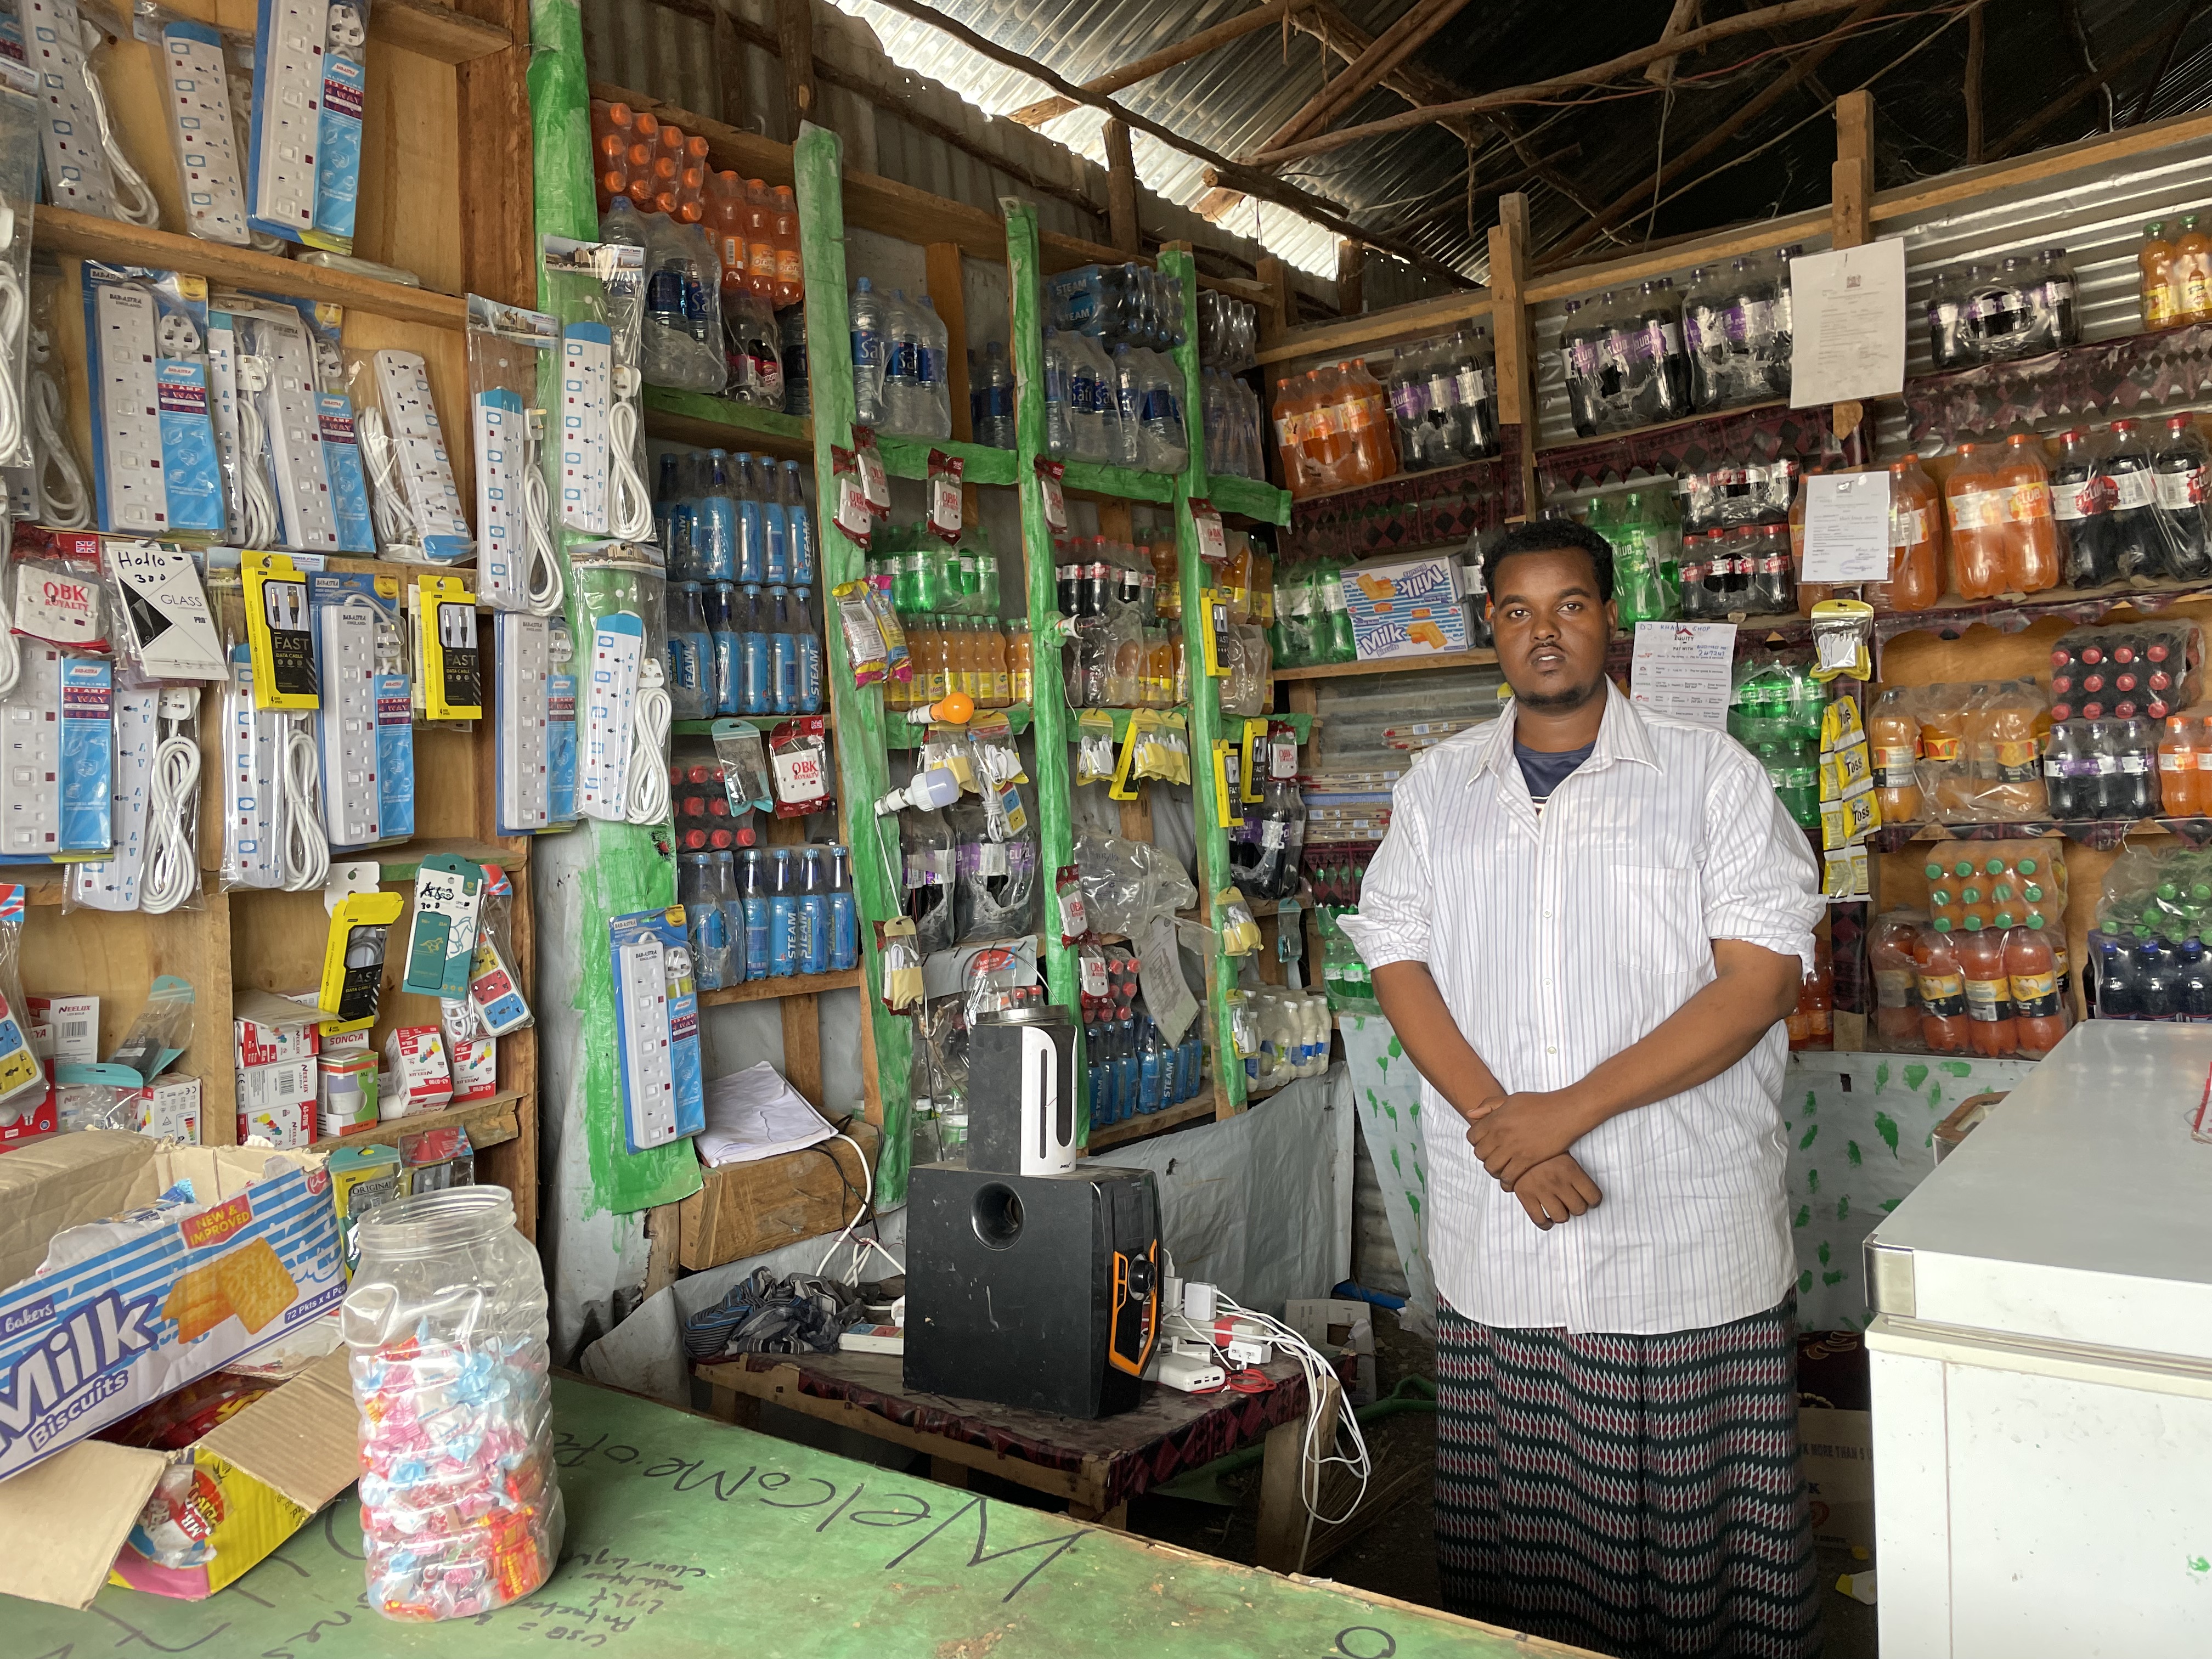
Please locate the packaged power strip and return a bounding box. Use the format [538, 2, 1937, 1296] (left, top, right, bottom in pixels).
[467, 294, 559, 614]
[247, 0, 370, 252]
[65, 679, 200, 912]
[0, 86, 37, 475]
[573, 555, 669, 825]
[351, 346, 471, 563]
[227, 297, 351, 552]
[82, 264, 225, 536]
[0, 642, 111, 859]
[307, 571, 409, 848]
[494, 608, 567, 834]
[24, 0, 153, 223]
[543, 236, 652, 548]
[607, 905, 704, 1153]
[299, 301, 375, 552]
[8, 265, 93, 528]
[134, 6, 253, 246]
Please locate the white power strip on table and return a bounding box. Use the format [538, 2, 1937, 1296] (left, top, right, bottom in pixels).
[160, 20, 249, 246]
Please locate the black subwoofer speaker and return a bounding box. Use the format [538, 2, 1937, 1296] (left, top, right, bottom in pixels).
[903, 1162, 1161, 1418]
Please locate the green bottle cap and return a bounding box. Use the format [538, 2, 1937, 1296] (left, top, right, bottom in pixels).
[1954, 860, 1976, 878]
[1925, 861, 1946, 881]
[1961, 885, 1984, 904]
[1991, 911, 2017, 929]
[1963, 916, 1984, 932]
[1932, 918, 1954, 932]
[2017, 856, 2039, 875]
[1985, 857, 2007, 876]
[1928, 888, 1953, 906]
[2159, 882, 2181, 902]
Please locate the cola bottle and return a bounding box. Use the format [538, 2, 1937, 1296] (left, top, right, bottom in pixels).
[2051, 427, 2117, 588]
[2153, 414, 2212, 579]
[2103, 419, 2166, 580]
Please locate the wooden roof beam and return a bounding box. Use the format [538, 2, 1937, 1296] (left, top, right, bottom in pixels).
[1006, 0, 1307, 128]
[1242, 0, 1475, 158]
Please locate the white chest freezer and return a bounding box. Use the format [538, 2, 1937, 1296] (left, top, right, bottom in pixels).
[1863, 1020, 2212, 1658]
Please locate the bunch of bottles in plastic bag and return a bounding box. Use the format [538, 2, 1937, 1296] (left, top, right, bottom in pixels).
[1200, 369, 1268, 480]
[2039, 623, 2204, 821]
[2138, 217, 2212, 329]
[1925, 248, 2078, 370]
[1559, 279, 1695, 437]
[1269, 560, 1358, 668]
[1673, 454, 1799, 618]
[1678, 449, 1798, 534]
[2047, 621, 2202, 723]
[1047, 263, 1188, 349]
[2086, 843, 2212, 1019]
[968, 340, 1016, 449]
[1059, 534, 1183, 710]
[1198, 289, 1258, 371]
[900, 789, 1041, 955]
[849, 276, 954, 438]
[1384, 330, 1502, 471]
[1317, 906, 1374, 1012]
[1588, 489, 1685, 624]
[1229, 764, 1306, 901]
[1304, 847, 1371, 909]
[1079, 944, 1208, 1127]
[1042, 329, 1189, 472]
[1729, 655, 1829, 830]
[1865, 679, 2050, 825]
[1872, 893, 2073, 1058]
[1272, 362, 1395, 497]
[2042, 419, 2212, 588]
[1786, 934, 1834, 1052]
[1680, 247, 1800, 412]
[673, 760, 757, 855]
[1234, 986, 1334, 1095]
[676, 843, 859, 990]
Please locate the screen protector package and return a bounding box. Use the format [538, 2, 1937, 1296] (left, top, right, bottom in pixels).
[467, 294, 559, 614]
[82, 264, 224, 536]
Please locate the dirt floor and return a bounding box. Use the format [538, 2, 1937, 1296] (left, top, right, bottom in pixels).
[1126, 1317, 1880, 1659]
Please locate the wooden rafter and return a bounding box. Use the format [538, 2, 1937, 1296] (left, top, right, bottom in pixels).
[1239, 0, 1475, 160]
[1005, 0, 1306, 128]
[1645, 0, 1703, 85]
[1990, 5, 2202, 159]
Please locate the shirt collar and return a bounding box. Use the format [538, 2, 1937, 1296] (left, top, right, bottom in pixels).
[1470, 682, 1662, 785]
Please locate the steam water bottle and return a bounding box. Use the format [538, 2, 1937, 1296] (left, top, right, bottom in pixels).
[768, 584, 798, 715]
[707, 582, 740, 715]
[741, 848, 770, 981]
[798, 847, 831, 975]
[769, 848, 798, 977]
[974, 341, 1016, 449]
[762, 460, 790, 585]
[827, 844, 857, 970]
[732, 453, 766, 584]
[783, 461, 815, 586]
[696, 451, 736, 582]
[668, 582, 710, 720]
[739, 583, 770, 715]
[792, 588, 823, 713]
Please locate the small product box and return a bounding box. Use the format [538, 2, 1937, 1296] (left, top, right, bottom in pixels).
[448, 1035, 496, 1103]
[27, 995, 99, 1064]
[329, 1142, 406, 1280]
[238, 1096, 313, 1151]
[0, 1081, 57, 1150]
[139, 1075, 202, 1142]
[317, 1051, 380, 1138]
[236, 1015, 318, 1071]
[380, 1025, 453, 1118]
[1337, 552, 1469, 662]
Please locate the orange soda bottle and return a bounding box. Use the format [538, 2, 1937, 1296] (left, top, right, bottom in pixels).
[1916, 921, 1971, 1052]
[1998, 433, 2060, 593]
[771, 186, 803, 307]
[2006, 924, 2069, 1057]
[1958, 920, 2018, 1056]
[2178, 214, 2212, 321]
[1869, 914, 1921, 1047]
[1945, 443, 2010, 599]
[1878, 457, 1944, 611]
[2143, 221, 2180, 328]
[2162, 713, 2202, 816]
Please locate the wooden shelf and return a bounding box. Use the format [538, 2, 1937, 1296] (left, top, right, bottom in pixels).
[35, 208, 468, 330]
[877, 432, 1018, 488]
[641, 387, 816, 463]
[1087, 1092, 1218, 1149]
[697, 967, 864, 1006]
[313, 1088, 527, 1155]
[372, 0, 515, 63]
[1205, 473, 1291, 527]
[1536, 397, 1788, 458]
[1272, 647, 1497, 681]
[1061, 459, 1177, 504]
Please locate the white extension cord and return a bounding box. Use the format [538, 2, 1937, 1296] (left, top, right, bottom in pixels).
[234, 354, 280, 549]
[522, 411, 562, 616]
[80, 22, 160, 228]
[280, 710, 328, 890]
[356, 403, 419, 554]
[815, 1128, 902, 1283]
[142, 689, 201, 913]
[624, 657, 670, 825]
[607, 369, 654, 542]
[0, 203, 24, 472]
[29, 369, 88, 528]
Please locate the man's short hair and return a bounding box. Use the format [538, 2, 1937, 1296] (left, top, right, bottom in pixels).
[1480, 518, 1616, 605]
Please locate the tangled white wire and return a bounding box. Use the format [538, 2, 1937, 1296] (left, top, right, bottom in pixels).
[0, 531, 15, 699]
[1215, 1293, 1372, 1549]
[80, 30, 161, 228]
[30, 371, 89, 528]
[522, 431, 562, 616]
[234, 357, 280, 549]
[625, 657, 670, 825]
[607, 374, 655, 543]
[142, 696, 201, 914]
[280, 712, 329, 891]
[0, 210, 22, 470]
[356, 404, 419, 553]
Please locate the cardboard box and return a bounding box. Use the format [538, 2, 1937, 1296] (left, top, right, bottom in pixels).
[139, 1076, 201, 1143]
[0, 1129, 157, 1288]
[676, 1117, 879, 1270]
[235, 1016, 316, 1071]
[1338, 554, 1469, 662]
[449, 1034, 496, 1103]
[381, 1025, 452, 1116]
[0, 1348, 359, 1610]
[317, 1052, 380, 1138]
[236, 1054, 317, 1139]
[0, 1142, 342, 1484]
[27, 995, 98, 1065]
[0, 1081, 59, 1153]
[1284, 1296, 1378, 1405]
[1799, 1405, 1874, 1550]
[238, 1097, 313, 1150]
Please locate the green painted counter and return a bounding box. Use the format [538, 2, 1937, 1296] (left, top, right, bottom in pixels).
[5, 1376, 1596, 1658]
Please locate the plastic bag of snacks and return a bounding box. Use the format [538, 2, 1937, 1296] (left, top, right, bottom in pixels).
[343, 1187, 562, 1622]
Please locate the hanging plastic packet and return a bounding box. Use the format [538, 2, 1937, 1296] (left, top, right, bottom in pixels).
[862, 582, 911, 683]
[710, 717, 774, 812]
[830, 445, 873, 546]
[961, 945, 1031, 1026]
[769, 716, 831, 817]
[1055, 864, 1088, 945]
[1035, 456, 1067, 533]
[1216, 887, 1263, 956]
[9, 529, 110, 651]
[345, 346, 471, 564]
[1188, 496, 1228, 568]
[830, 578, 890, 686]
[106, 973, 194, 1083]
[927, 449, 964, 541]
[0, 885, 38, 1116]
[466, 294, 560, 617]
[1155, 710, 1192, 784]
[543, 235, 653, 549]
[918, 729, 977, 795]
[10, 266, 93, 529]
[100, 537, 225, 682]
[968, 712, 1028, 788]
[1077, 941, 1109, 1003]
[851, 426, 891, 520]
[1810, 597, 1875, 681]
[466, 865, 534, 1036]
[1209, 740, 1243, 829]
[1074, 708, 1116, 785]
[1108, 708, 1154, 802]
[877, 916, 923, 1013]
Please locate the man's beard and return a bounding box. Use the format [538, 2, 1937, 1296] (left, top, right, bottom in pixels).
[1511, 669, 1605, 714]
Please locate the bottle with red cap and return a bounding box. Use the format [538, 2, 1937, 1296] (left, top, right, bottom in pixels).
[2051, 427, 2117, 588]
[2154, 414, 2212, 578]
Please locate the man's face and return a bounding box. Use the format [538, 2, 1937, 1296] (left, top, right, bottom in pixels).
[1488, 547, 1616, 714]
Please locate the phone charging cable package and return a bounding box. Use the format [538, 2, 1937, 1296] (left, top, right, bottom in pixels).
[467, 295, 561, 616]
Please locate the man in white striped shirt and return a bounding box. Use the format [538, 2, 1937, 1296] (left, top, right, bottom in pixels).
[1341, 520, 1825, 1658]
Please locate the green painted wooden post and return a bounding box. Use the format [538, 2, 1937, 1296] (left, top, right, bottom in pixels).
[1164, 249, 1245, 1113]
[795, 123, 913, 1203]
[1001, 200, 1088, 1137]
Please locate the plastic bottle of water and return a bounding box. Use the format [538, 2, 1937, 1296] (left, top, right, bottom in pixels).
[678, 855, 724, 990]
[974, 341, 1016, 449]
[882, 289, 924, 435]
[1068, 334, 1104, 460]
[798, 846, 831, 975]
[769, 849, 799, 978]
[849, 276, 887, 427]
[1142, 350, 1186, 472]
[1042, 329, 1072, 458]
[792, 587, 822, 713]
[732, 452, 765, 585]
[1086, 337, 1128, 467]
[1112, 345, 1147, 466]
[916, 296, 953, 438]
[827, 844, 858, 970]
[761, 459, 789, 585]
[779, 303, 809, 417]
[667, 582, 710, 719]
[697, 450, 737, 582]
[782, 461, 815, 585]
[740, 848, 770, 981]
[708, 582, 740, 714]
[739, 583, 770, 715]
[768, 584, 798, 715]
[656, 452, 693, 578]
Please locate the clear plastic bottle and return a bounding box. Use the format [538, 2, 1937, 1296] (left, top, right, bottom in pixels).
[740, 847, 771, 979]
[1944, 443, 2010, 599]
[849, 276, 887, 427]
[798, 846, 831, 976]
[783, 461, 815, 586]
[915, 295, 953, 438]
[1041, 329, 1072, 458]
[2103, 418, 2165, 581]
[667, 581, 710, 719]
[827, 843, 859, 970]
[712, 850, 745, 980]
[695, 450, 737, 583]
[2153, 414, 2212, 579]
[738, 583, 770, 715]
[730, 452, 764, 585]
[2142, 221, 2180, 329]
[2051, 426, 2118, 588]
[974, 341, 1016, 449]
[793, 588, 823, 714]
[344, 1189, 563, 1622]
[707, 581, 740, 715]
[768, 848, 799, 977]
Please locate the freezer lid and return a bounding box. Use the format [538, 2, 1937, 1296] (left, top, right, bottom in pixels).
[1861, 1021, 2212, 1363]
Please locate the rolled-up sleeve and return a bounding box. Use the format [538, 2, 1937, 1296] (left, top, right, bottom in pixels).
[1337, 768, 1435, 973]
[1700, 747, 1824, 977]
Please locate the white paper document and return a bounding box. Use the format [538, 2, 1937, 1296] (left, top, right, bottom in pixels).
[1799, 470, 1894, 583]
[1789, 238, 1907, 407]
[1630, 620, 1738, 731]
[695, 1060, 838, 1167]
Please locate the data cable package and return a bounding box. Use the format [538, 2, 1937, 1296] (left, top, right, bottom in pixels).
[82, 264, 225, 536]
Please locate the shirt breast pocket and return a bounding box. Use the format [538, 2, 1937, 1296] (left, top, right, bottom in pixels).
[1607, 862, 1711, 978]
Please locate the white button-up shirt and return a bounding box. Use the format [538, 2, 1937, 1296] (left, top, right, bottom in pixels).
[1340, 685, 1822, 1336]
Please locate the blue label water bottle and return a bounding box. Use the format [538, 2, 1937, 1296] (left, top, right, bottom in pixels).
[739, 584, 770, 714]
[827, 843, 857, 970]
[793, 590, 823, 714]
[769, 848, 798, 977]
[784, 461, 814, 585]
[764, 493, 790, 586]
[768, 585, 798, 714]
[741, 849, 771, 980]
[709, 582, 741, 715]
[799, 847, 830, 975]
[735, 453, 766, 585]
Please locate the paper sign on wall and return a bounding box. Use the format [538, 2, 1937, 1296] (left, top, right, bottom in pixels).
[1799, 471, 1894, 583]
[1788, 238, 1908, 407]
[1629, 620, 1737, 731]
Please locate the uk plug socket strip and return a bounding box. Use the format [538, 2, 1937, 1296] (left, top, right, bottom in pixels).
[558, 320, 611, 535]
[66, 684, 153, 909]
[608, 906, 706, 1152]
[318, 392, 376, 553]
[25, 0, 120, 216]
[314, 592, 381, 847]
[159, 19, 250, 246]
[472, 387, 528, 610]
[308, 3, 366, 252]
[370, 348, 470, 561]
[204, 309, 246, 532]
[579, 611, 642, 822]
[246, 0, 331, 244]
[83, 268, 224, 536]
[222, 642, 282, 889]
[240, 307, 340, 551]
[495, 609, 554, 833]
